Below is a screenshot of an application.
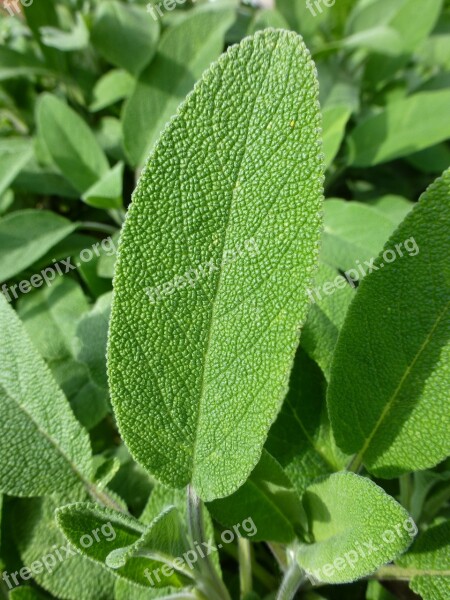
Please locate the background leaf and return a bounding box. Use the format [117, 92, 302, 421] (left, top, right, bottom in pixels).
[328, 169, 450, 477]
[397, 520, 450, 599]
[37, 94, 110, 193]
[122, 4, 236, 167]
[0, 295, 92, 496]
[91, 1, 160, 76]
[0, 209, 77, 285]
[348, 90, 450, 166]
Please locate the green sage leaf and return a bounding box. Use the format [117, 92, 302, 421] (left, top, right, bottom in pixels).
[109, 29, 323, 501]
[297, 472, 414, 584]
[328, 169, 450, 477]
[0, 294, 92, 496]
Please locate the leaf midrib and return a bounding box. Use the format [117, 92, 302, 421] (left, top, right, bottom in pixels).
[353, 299, 450, 468]
[190, 38, 279, 479]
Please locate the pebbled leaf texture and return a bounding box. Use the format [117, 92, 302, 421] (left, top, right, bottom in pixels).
[0, 294, 92, 496]
[56, 502, 187, 589]
[328, 169, 450, 477]
[108, 29, 323, 501]
[13, 495, 115, 600]
[297, 472, 414, 584]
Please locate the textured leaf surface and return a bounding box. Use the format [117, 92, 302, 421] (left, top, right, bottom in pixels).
[109, 29, 323, 501]
[0, 294, 92, 496]
[56, 503, 186, 588]
[122, 4, 236, 167]
[14, 495, 116, 600]
[297, 473, 413, 584]
[0, 209, 76, 282]
[328, 169, 450, 477]
[397, 520, 450, 599]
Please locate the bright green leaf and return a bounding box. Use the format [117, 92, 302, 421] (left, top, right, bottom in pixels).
[109, 29, 323, 501]
[348, 90, 450, 166]
[322, 199, 402, 274]
[37, 94, 109, 193]
[91, 1, 159, 76]
[40, 13, 89, 51]
[297, 472, 414, 584]
[122, 3, 236, 167]
[328, 169, 450, 477]
[0, 138, 33, 198]
[82, 162, 124, 210]
[322, 105, 351, 168]
[90, 70, 135, 112]
[0, 209, 77, 283]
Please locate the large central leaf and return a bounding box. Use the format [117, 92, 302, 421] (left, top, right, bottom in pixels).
[108, 30, 323, 501]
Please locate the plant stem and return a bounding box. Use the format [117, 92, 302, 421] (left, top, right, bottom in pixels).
[268, 542, 288, 571]
[238, 537, 252, 598]
[276, 562, 306, 600]
[221, 536, 277, 589]
[374, 565, 450, 580]
[187, 485, 232, 600]
[346, 453, 363, 473]
[79, 221, 118, 235]
[399, 473, 413, 511]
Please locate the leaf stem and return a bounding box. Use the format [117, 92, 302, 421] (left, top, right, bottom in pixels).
[268, 542, 288, 571]
[221, 536, 277, 589]
[346, 453, 363, 473]
[187, 485, 232, 600]
[238, 537, 252, 598]
[399, 473, 413, 511]
[374, 565, 450, 580]
[79, 221, 118, 235]
[276, 562, 307, 600]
